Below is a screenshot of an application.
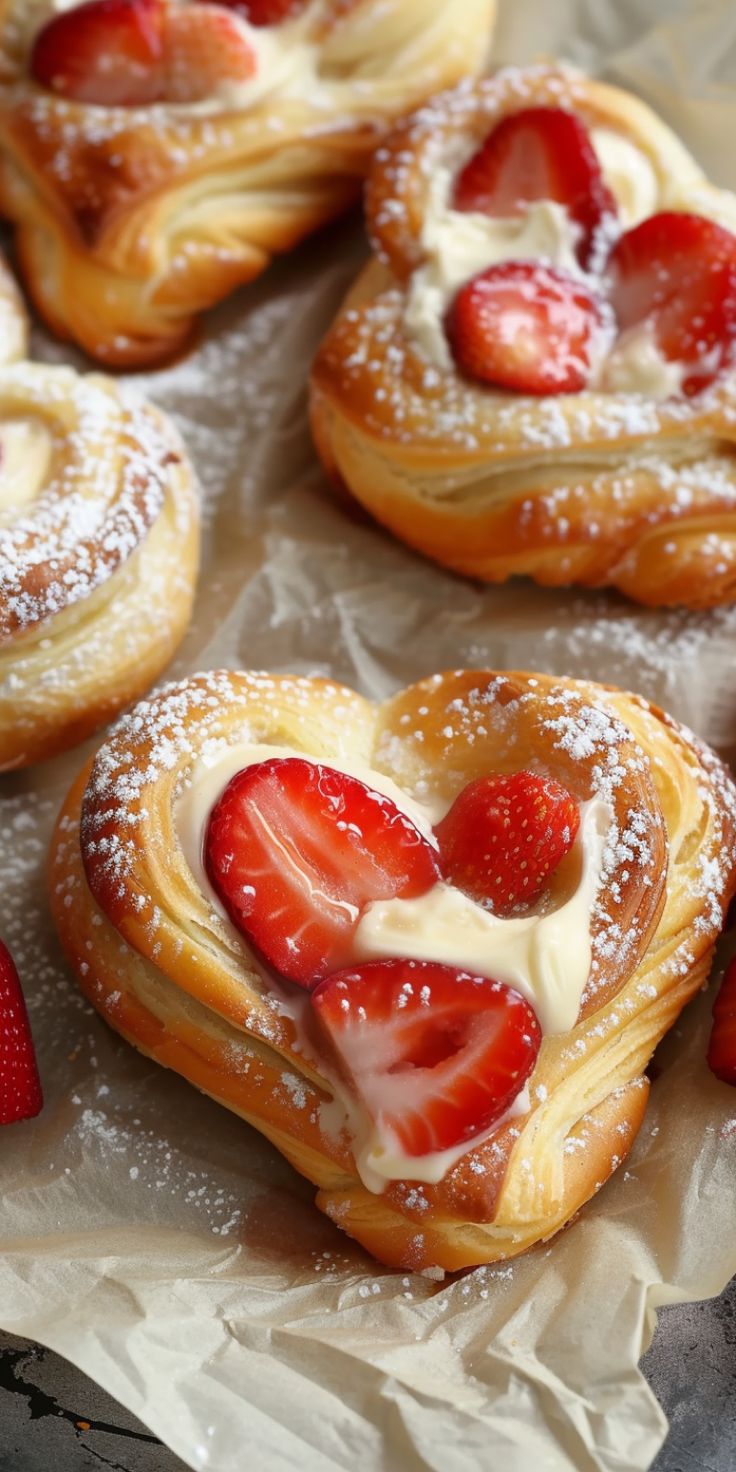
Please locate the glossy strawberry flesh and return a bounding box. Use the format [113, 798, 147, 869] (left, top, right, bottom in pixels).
[453, 106, 617, 269]
[707, 957, 736, 1086]
[200, 0, 308, 22]
[312, 959, 541, 1156]
[205, 758, 440, 988]
[435, 770, 580, 916]
[0, 939, 43, 1126]
[607, 212, 736, 396]
[31, 0, 165, 106]
[446, 262, 603, 395]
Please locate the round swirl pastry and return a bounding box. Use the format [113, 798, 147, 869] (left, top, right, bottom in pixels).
[0, 363, 199, 769]
[0, 245, 26, 363]
[0, 0, 495, 368]
[311, 65, 736, 608]
[49, 668, 736, 1271]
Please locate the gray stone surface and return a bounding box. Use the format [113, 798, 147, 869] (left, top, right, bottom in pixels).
[1, 1278, 734, 1471]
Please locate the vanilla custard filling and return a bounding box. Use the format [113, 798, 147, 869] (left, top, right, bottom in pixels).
[404, 129, 686, 398]
[0, 418, 53, 514]
[176, 743, 612, 1189]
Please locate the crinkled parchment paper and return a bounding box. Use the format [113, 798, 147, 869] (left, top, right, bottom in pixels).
[3, 3, 736, 1468]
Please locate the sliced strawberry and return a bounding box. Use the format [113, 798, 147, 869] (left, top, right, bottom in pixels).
[199, 0, 308, 24]
[0, 939, 42, 1126]
[446, 262, 603, 395]
[205, 758, 440, 988]
[453, 107, 617, 269]
[435, 770, 580, 916]
[312, 959, 541, 1156]
[30, 0, 165, 107]
[606, 212, 736, 396]
[707, 957, 736, 1086]
[163, 5, 257, 103]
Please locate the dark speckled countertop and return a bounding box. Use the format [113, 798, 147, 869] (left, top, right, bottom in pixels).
[1, 1279, 734, 1472]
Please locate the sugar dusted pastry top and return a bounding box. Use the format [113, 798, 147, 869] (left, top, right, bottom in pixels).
[344, 64, 736, 435]
[0, 365, 184, 639]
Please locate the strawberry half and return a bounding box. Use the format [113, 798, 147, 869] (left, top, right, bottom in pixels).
[453, 106, 617, 269]
[707, 957, 736, 1086]
[0, 939, 43, 1126]
[205, 758, 440, 988]
[435, 770, 580, 916]
[446, 262, 603, 395]
[164, 6, 257, 103]
[606, 212, 736, 396]
[312, 959, 541, 1156]
[200, 0, 308, 23]
[30, 0, 165, 107]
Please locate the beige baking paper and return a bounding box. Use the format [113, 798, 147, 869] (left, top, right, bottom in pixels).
[3, 3, 736, 1468]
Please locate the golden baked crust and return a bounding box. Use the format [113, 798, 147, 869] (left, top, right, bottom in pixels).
[0, 362, 199, 768]
[48, 668, 736, 1271]
[310, 65, 736, 608]
[0, 0, 495, 366]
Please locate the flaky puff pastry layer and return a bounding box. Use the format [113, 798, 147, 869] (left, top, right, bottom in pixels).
[0, 0, 494, 367]
[49, 668, 736, 1272]
[0, 362, 199, 769]
[311, 66, 736, 608]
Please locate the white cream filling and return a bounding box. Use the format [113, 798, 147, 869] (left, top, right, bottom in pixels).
[591, 127, 660, 227]
[404, 128, 684, 399]
[174, 742, 612, 1190]
[0, 418, 53, 514]
[601, 319, 685, 399]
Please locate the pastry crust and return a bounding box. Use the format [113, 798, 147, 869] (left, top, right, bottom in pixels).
[0, 362, 199, 768]
[310, 65, 736, 608]
[0, 0, 495, 367]
[49, 668, 736, 1271]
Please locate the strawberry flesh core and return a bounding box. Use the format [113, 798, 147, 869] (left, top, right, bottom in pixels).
[707, 956, 736, 1086]
[205, 758, 440, 988]
[312, 958, 541, 1156]
[453, 106, 617, 269]
[435, 770, 580, 916]
[31, 0, 165, 107]
[446, 261, 603, 395]
[606, 212, 736, 396]
[0, 939, 43, 1126]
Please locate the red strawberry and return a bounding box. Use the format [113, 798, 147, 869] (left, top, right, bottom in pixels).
[312, 959, 541, 1156]
[446, 262, 603, 395]
[205, 758, 440, 988]
[707, 957, 736, 1086]
[0, 940, 42, 1126]
[30, 0, 165, 107]
[453, 107, 617, 268]
[606, 212, 736, 396]
[163, 6, 257, 103]
[435, 770, 580, 916]
[199, 0, 307, 23]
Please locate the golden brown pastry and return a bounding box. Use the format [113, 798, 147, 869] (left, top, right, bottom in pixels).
[0, 362, 199, 769]
[311, 65, 736, 608]
[49, 667, 736, 1271]
[0, 0, 496, 367]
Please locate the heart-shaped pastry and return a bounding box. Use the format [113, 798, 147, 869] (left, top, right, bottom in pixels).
[311, 65, 736, 607]
[50, 668, 736, 1271]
